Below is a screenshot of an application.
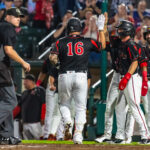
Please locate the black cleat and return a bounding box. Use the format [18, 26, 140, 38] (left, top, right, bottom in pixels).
[0, 137, 9, 145]
[112, 138, 125, 144]
[103, 139, 112, 142]
[9, 137, 21, 145]
[140, 139, 150, 144]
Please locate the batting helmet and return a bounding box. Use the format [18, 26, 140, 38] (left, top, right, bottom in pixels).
[116, 20, 135, 38]
[66, 17, 82, 34]
[143, 26, 150, 40]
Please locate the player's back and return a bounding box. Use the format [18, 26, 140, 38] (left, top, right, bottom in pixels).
[57, 35, 101, 73]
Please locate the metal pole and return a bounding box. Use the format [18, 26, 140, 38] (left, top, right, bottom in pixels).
[100, 0, 108, 101]
[38, 47, 52, 59]
[38, 29, 56, 46]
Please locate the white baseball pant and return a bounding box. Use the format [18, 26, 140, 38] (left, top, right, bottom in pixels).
[104, 71, 128, 140]
[56, 99, 75, 140]
[43, 84, 61, 138]
[124, 73, 149, 139]
[142, 80, 150, 132]
[58, 72, 88, 136]
[23, 122, 42, 140]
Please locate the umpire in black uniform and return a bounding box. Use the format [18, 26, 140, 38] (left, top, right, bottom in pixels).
[0, 8, 30, 144]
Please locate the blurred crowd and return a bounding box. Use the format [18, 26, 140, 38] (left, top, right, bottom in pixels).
[0, 0, 150, 60]
[1, 0, 150, 141]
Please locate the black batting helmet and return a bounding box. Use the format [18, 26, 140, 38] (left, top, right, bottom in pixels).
[143, 26, 150, 40]
[66, 17, 82, 34]
[116, 20, 135, 38]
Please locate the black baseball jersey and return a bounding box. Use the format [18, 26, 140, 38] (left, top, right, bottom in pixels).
[0, 21, 17, 67]
[109, 36, 141, 75]
[41, 58, 60, 76]
[20, 86, 45, 123]
[51, 34, 102, 73]
[143, 46, 150, 78]
[41, 58, 53, 75]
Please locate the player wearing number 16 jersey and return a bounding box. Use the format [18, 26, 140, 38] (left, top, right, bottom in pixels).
[50, 16, 106, 144]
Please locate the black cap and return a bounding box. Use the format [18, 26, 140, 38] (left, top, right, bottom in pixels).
[22, 74, 35, 82]
[6, 7, 24, 17]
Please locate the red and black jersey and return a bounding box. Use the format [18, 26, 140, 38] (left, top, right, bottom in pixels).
[109, 36, 142, 75]
[143, 46, 150, 77]
[51, 34, 102, 73]
[20, 86, 45, 123]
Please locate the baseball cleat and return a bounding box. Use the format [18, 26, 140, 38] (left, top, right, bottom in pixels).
[95, 135, 111, 143]
[111, 138, 125, 144]
[64, 123, 72, 140]
[125, 137, 132, 144]
[73, 132, 83, 144]
[139, 139, 150, 144]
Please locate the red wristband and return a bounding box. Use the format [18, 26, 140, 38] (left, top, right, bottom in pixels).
[140, 62, 147, 68]
[142, 71, 148, 82]
[124, 72, 131, 80]
[36, 80, 42, 86]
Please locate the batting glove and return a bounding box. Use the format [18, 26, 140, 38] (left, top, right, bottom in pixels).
[119, 72, 131, 90]
[96, 14, 105, 31]
[141, 71, 148, 96]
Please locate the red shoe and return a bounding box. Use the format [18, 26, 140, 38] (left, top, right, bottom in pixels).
[47, 134, 56, 141]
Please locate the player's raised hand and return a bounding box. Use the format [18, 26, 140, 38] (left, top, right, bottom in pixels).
[96, 14, 105, 31]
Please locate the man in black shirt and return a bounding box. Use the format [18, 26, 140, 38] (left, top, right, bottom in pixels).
[0, 7, 30, 145]
[50, 16, 106, 144]
[14, 74, 46, 140]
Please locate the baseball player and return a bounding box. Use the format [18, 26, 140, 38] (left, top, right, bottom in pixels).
[37, 58, 61, 140]
[95, 34, 133, 144]
[112, 20, 149, 144]
[96, 20, 150, 144]
[49, 16, 106, 144]
[56, 71, 92, 141]
[141, 26, 150, 132]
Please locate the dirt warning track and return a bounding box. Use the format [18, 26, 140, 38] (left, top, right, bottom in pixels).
[0, 144, 150, 150]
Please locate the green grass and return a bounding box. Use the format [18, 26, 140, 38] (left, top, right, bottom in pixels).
[22, 140, 96, 144]
[22, 140, 150, 145]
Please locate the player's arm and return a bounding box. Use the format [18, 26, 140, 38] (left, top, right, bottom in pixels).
[36, 72, 46, 86]
[128, 60, 138, 74]
[119, 43, 139, 91]
[49, 42, 59, 65]
[139, 47, 148, 96]
[49, 76, 56, 91]
[99, 30, 106, 49]
[49, 53, 58, 65]
[119, 60, 138, 91]
[4, 46, 30, 72]
[97, 14, 106, 49]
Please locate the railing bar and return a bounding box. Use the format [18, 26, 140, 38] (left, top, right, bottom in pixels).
[92, 69, 114, 88]
[38, 47, 52, 59]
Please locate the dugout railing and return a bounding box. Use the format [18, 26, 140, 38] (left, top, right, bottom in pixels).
[87, 69, 115, 140]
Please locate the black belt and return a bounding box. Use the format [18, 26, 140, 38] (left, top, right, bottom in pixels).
[59, 70, 87, 74]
